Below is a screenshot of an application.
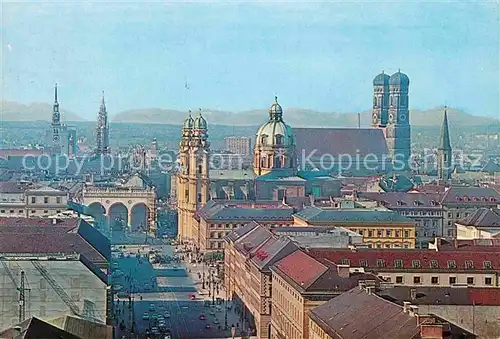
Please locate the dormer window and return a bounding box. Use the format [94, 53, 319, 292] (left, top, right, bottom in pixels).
[275, 134, 284, 145]
[465, 261, 474, 269]
[260, 135, 268, 144]
[412, 260, 421, 268]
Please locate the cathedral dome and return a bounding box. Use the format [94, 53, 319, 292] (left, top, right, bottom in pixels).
[255, 97, 295, 147]
[183, 114, 194, 129]
[389, 70, 410, 86]
[373, 72, 390, 86]
[193, 111, 207, 130]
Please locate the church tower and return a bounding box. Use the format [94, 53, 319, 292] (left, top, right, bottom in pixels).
[96, 91, 110, 155]
[372, 71, 390, 128]
[437, 107, 452, 182]
[386, 70, 411, 170]
[51, 83, 62, 155]
[176, 110, 210, 244]
[254, 97, 296, 176]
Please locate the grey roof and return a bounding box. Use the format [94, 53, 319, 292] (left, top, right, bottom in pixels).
[234, 225, 273, 255]
[225, 221, 260, 242]
[294, 206, 413, 223]
[198, 202, 294, 222]
[294, 128, 389, 158]
[359, 192, 443, 209]
[309, 288, 419, 339]
[209, 169, 255, 180]
[440, 186, 500, 204]
[457, 208, 500, 228]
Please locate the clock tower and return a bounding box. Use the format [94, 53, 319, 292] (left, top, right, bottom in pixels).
[386, 70, 411, 170]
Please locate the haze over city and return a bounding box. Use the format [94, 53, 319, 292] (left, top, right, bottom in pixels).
[2, 1, 499, 119]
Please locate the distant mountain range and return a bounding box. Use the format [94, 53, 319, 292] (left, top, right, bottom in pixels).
[1, 100, 498, 127]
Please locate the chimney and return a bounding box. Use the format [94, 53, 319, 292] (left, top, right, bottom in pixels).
[366, 286, 374, 295]
[337, 265, 350, 278]
[52, 218, 58, 225]
[13, 325, 22, 337]
[409, 305, 419, 317]
[403, 301, 411, 313]
[420, 324, 444, 339]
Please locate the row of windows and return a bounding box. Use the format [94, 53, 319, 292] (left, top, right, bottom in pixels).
[390, 275, 492, 286]
[400, 211, 441, 217]
[366, 243, 411, 249]
[30, 196, 63, 204]
[342, 258, 493, 269]
[0, 209, 62, 214]
[353, 229, 412, 238]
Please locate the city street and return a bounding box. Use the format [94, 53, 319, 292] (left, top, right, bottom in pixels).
[111, 236, 243, 339]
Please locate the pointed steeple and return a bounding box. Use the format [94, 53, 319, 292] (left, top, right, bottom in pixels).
[100, 91, 106, 111]
[54, 83, 58, 104]
[438, 106, 451, 151]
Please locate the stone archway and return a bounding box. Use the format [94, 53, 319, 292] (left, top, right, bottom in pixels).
[87, 202, 107, 232]
[108, 203, 128, 231]
[130, 203, 149, 232]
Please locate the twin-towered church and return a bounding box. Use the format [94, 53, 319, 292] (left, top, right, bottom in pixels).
[175, 71, 450, 242]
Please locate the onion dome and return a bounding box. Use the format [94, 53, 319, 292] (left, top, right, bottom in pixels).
[255, 97, 295, 147]
[193, 109, 207, 130]
[183, 113, 194, 130]
[389, 69, 410, 86]
[373, 71, 390, 86]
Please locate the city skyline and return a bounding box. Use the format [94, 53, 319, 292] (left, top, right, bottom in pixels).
[2, 1, 499, 119]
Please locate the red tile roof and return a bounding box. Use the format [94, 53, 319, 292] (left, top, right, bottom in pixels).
[308, 248, 500, 271]
[0, 218, 107, 264]
[273, 250, 328, 289]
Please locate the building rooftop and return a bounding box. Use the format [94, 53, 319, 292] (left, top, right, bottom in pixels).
[0, 217, 110, 264]
[233, 225, 273, 255]
[309, 288, 422, 339]
[293, 206, 413, 223]
[0, 316, 82, 339]
[198, 201, 295, 222]
[308, 247, 500, 271]
[294, 128, 389, 158]
[249, 236, 298, 271]
[431, 238, 500, 252]
[379, 286, 500, 307]
[359, 192, 443, 209]
[440, 186, 500, 204]
[457, 208, 500, 228]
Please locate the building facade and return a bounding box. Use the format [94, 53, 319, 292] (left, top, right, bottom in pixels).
[293, 206, 417, 248]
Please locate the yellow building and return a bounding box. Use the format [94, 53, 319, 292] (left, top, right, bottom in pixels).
[176, 111, 210, 243]
[293, 206, 417, 248]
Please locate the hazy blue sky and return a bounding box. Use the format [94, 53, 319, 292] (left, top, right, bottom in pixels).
[2, 1, 499, 119]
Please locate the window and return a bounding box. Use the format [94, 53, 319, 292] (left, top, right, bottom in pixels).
[376, 259, 385, 268]
[368, 230, 373, 237]
[413, 276, 421, 284]
[56, 197, 62, 204]
[483, 261, 492, 269]
[197, 193, 202, 203]
[377, 230, 383, 237]
[395, 230, 401, 237]
[340, 259, 350, 266]
[43, 210, 48, 214]
[31, 197, 36, 204]
[386, 230, 391, 237]
[18, 210, 23, 214]
[449, 277, 457, 285]
[431, 277, 439, 284]
[430, 260, 439, 268]
[44, 197, 49, 204]
[359, 260, 368, 267]
[404, 230, 410, 238]
[447, 260, 456, 269]
[394, 259, 403, 268]
[198, 165, 202, 174]
[412, 260, 421, 268]
[465, 261, 474, 269]
[396, 276, 403, 284]
[275, 135, 283, 145]
[0, 210, 4, 213]
[9, 210, 14, 213]
[485, 277, 493, 285]
[467, 277, 474, 285]
[185, 189, 189, 201]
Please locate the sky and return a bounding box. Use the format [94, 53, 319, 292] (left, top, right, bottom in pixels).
[2, 1, 499, 120]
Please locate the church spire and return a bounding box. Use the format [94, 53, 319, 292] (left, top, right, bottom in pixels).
[438, 106, 451, 151]
[54, 83, 58, 104]
[100, 90, 106, 110]
[52, 83, 60, 126]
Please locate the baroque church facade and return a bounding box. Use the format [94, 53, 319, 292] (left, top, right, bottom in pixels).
[176, 72, 414, 243]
